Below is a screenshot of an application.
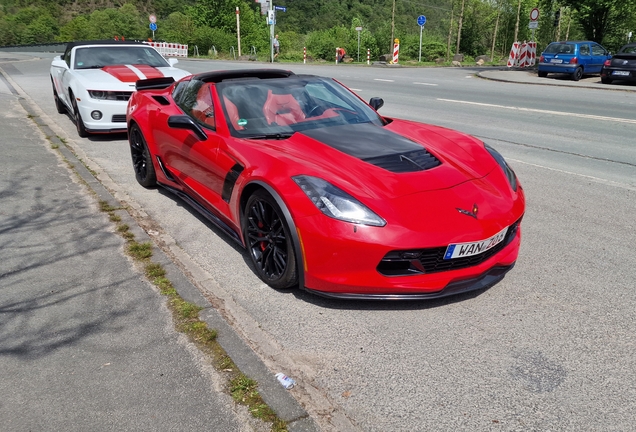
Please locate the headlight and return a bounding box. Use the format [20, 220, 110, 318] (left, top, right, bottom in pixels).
[88, 90, 123, 100]
[293, 175, 386, 227]
[485, 144, 518, 191]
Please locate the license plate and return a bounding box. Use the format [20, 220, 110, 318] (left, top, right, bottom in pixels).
[444, 227, 508, 260]
[612, 70, 630, 76]
[550, 59, 563, 64]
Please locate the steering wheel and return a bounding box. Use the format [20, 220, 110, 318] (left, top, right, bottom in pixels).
[306, 105, 325, 118]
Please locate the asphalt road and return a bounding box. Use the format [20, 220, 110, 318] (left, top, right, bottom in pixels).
[2, 52, 636, 431]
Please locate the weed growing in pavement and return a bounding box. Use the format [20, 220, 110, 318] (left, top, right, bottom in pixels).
[97, 200, 287, 431]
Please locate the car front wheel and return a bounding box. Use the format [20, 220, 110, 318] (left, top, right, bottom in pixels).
[51, 77, 65, 114]
[129, 124, 157, 188]
[571, 67, 583, 81]
[243, 190, 298, 290]
[71, 96, 88, 138]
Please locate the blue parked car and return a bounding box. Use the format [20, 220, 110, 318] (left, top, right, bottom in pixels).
[538, 41, 611, 81]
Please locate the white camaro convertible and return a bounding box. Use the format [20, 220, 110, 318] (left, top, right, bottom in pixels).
[50, 40, 191, 137]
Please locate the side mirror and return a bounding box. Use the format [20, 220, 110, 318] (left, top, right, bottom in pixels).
[369, 97, 384, 111]
[167, 115, 207, 141]
[168, 58, 179, 67]
[51, 56, 68, 69]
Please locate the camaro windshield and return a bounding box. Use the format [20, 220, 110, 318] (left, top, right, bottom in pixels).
[214, 77, 385, 137]
[74, 46, 170, 69]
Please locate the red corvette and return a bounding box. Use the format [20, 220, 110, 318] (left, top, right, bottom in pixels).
[127, 69, 525, 300]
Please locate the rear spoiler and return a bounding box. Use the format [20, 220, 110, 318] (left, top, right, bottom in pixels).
[135, 76, 175, 91]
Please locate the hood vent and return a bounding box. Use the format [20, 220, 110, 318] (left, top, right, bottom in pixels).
[363, 149, 440, 173]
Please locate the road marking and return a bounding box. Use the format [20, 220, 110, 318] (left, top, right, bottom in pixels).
[413, 82, 438, 86]
[374, 79, 394, 82]
[437, 98, 636, 125]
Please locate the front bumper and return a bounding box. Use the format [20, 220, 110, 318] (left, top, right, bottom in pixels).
[77, 98, 128, 133]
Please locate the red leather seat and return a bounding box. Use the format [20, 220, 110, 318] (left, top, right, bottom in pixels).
[262, 90, 305, 126]
[191, 83, 215, 127]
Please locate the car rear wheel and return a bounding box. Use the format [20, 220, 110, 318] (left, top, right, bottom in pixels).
[51, 77, 65, 114]
[243, 190, 298, 290]
[571, 67, 583, 81]
[129, 124, 157, 188]
[71, 96, 88, 138]
[601, 76, 613, 84]
[538, 71, 548, 78]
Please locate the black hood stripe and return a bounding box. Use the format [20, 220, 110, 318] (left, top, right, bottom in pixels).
[300, 123, 441, 173]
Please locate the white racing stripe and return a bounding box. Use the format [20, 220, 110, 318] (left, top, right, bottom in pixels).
[125, 64, 147, 80]
[437, 98, 636, 125]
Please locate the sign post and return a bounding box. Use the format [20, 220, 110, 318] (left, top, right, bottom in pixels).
[355, 26, 363, 62]
[149, 14, 157, 40]
[417, 15, 426, 62]
[529, 8, 539, 41]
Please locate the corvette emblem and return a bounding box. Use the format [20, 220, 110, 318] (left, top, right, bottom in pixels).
[457, 204, 479, 219]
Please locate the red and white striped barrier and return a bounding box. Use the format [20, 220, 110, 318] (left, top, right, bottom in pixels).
[367, 48, 370, 65]
[392, 43, 400, 64]
[507, 42, 519, 68]
[303, 47, 306, 64]
[507, 41, 537, 68]
[144, 41, 188, 58]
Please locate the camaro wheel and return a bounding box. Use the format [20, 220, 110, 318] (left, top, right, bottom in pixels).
[243, 190, 298, 290]
[538, 71, 548, 78]
[571, 67, 583, 81]
[71, 96, 88, 138]
[129, 124, 157, 188]
[51, 77, 65, 114]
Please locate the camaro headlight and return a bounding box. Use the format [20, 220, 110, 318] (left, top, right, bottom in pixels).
[485, 144, 518, 191]
[88, 90, 119, 100]
[293, 175, 386, 227]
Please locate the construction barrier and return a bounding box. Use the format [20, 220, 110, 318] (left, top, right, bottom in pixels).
[144, 41, 188, 58]
[367, 48, 370, 65]
[507, 41, 537, 68]
[303, 47, 306, 64]
[392, 42, 400, 64]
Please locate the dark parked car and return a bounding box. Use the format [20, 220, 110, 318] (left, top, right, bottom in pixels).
[600, 43, 636, 84]
[538, 41, 611, 81]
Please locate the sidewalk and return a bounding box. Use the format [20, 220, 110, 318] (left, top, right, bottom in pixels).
[477, 67, 636, 92]
[0, 68, 316, 431]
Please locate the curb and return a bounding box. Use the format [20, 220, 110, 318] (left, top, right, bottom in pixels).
[0, 65, 320, 432]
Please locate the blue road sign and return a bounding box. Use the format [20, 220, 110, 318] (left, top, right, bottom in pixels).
[149, 22, 157, 31]
[417, 15, 426, 26]
[274, 6, 287, 12]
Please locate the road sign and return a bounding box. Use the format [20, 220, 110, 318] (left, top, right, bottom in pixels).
[149, 14, 157, 23]
[149, 22, 157, 31]
[528, 21, 538, 29]
[417, 15, 426, 26]
[530, 8, 539, 21]
[274, 6, 287, 12]
[355, 26, 363, 31]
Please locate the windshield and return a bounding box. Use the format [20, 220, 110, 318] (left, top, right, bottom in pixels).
[216, 76, 385, 138]
[74, 46, 170, 69]
[619, 45, 636, 54]
[544, 43, 575, 54]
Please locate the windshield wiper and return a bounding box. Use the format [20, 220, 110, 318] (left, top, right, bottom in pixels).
[77, 65, 106, 69]
[246, 132, 294, 140]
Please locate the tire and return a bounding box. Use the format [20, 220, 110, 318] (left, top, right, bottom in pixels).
[71, 96, 88, 138]
[129, 124, 157, 188]
[538, 70, 548, 78]
[601, 76, 613, 84]
[243, 190, 298, 290]
[51, 77, 66, 114]
[571, 67, 583, 81]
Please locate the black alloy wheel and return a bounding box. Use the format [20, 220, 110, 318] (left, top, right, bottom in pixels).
[71, 96, 88, 138]
[129, 124, 157, 188]
[571, 67, 583, 81]
[243, 190, 298, 290]
[51, 77, 65, 114]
